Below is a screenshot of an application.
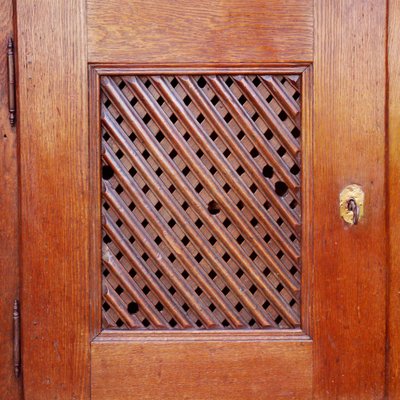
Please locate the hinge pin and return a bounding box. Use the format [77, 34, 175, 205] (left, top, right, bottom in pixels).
[13, 299, 20, 378]
[7, 37, 16, 127]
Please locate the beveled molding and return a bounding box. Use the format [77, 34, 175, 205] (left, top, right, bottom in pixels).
[90, 63, 310, 76]
[89, 63, 314, 342]
[95, 328, 311, 342]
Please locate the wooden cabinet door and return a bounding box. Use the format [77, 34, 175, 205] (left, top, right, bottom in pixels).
[15, 1, 387, 399]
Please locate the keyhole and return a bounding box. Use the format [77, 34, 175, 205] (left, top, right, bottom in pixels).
[208, 200, 220, 215]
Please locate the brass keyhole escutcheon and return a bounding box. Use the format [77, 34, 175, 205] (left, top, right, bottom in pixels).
[339, 184, 364, 225]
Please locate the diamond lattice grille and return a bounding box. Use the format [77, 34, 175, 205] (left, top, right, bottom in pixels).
[100, 74, 301, 330]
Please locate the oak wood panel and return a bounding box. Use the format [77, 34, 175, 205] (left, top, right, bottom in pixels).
[87, 0, 313, 64]
[388, 0, 400, 397]
[15, 1, 90, 398]
[313, 1, 387, 398]
[0, 1, 21, 399]
[11, 1, 391, 398]
[92, 337, 312, 400]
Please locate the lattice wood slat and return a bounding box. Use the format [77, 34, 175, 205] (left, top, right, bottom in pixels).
[100, 73, 302, 330]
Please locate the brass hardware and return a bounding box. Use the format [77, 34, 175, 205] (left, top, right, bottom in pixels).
[13, 299, 20, 378]
[339, 184, 364, 225]
[7, 37, 16, 127]
[347, 198, 360, 225]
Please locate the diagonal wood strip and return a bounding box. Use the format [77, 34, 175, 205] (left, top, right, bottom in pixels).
[102, 308, 116, 328]
[103, 109, 275, 328]
[284, 75, 301, 92]
[103, 280, 143, 329]
[103, 178, 221, 329]
[103, 147, 247, 329]
[233, 75, 299, 158]
[177, 75, 300, 230]
[103, 75, 301, 303]
[103, 248, 169, 329]
[121, 76, 300, 293]
[149, 75, 300, 263]
[205, 76, 300, 196]
[260, 75, 301, 129]
[101, 76, 300, 327]
[103, 213, 194, 328]
[105, 148, 296, 328]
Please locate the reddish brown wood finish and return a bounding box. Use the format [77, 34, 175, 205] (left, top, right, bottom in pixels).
[15, 1, 90, 399]
[313, 1, 387, 398]
[87, 0, 313, 64]
[13, 0, 392, 398]
[92, 335, 312, 400]
[388, 0, 400, 397]
[0, 1, 21, 399]
[89, 65, 314, 398]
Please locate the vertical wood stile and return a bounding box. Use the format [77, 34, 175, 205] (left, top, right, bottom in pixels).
[313, 1, 387, 398]
[388, 0, 400, 397]
[16, 1, 90, 399]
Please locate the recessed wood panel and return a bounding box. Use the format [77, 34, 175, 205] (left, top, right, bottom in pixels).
[92, 337, 312, 400]
[87, 0, 313, 64]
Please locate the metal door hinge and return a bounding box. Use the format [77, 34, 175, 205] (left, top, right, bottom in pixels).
[13, 299, 21, 378]
[7, 37, 16, 127]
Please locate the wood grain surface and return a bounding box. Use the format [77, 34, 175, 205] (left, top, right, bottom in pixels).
[313, 0, 387, 398]
[0, 0, 21, 399]
[15, 1, 90, 399]
[87, 0, 313, 64]
[9, 0, 394, 398]
[388, 0, 400, 398]
[92, 338, 312, 400]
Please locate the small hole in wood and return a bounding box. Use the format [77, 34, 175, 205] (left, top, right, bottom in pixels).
[102, 165, 114, 180]
[275, 181, 288, 197]
[127, 302, 139, 314]
[263, 165, 274, 178]
[208, 200, 220, 215]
